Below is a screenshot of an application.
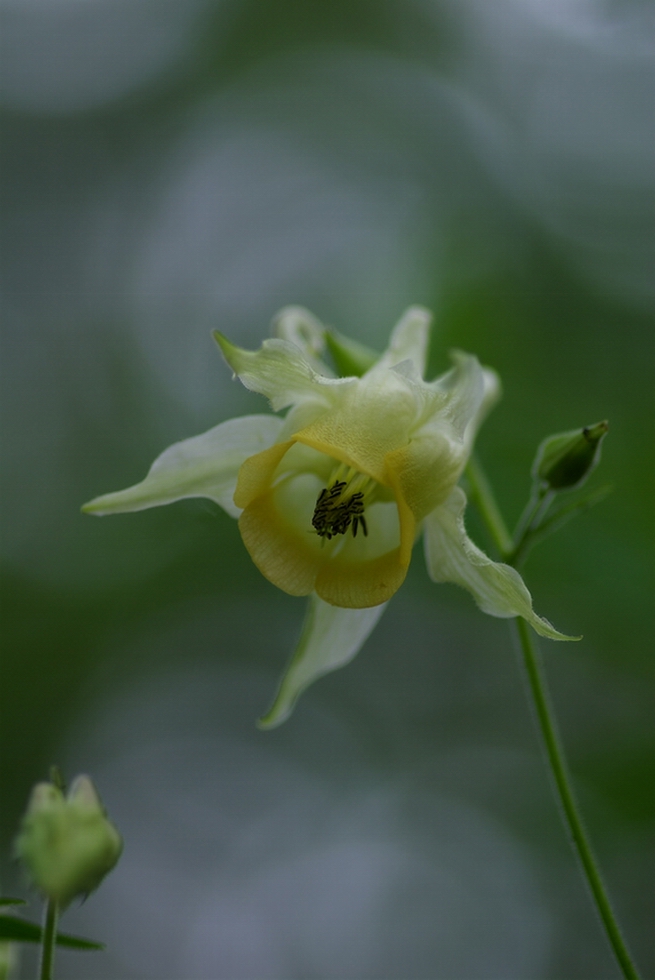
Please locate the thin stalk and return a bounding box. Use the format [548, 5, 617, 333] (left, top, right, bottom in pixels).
[469, 456, 641, 980]
[508, 488, 557, 567]
[513, 618, 639, 979]
[465, 454, 513, 557]
[512, 489, 544, 547]
[39, 899, 58, 980]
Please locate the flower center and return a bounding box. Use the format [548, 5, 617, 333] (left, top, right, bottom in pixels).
[311, 466, 375, 541]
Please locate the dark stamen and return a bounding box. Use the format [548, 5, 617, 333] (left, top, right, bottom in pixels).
[312, 482, 367, 540]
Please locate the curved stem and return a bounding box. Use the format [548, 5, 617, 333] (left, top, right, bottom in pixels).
[513, 618, 640, 980]
[468, 455, 641, 979]
[465, 454, 513, 557]
[39, 899, 58, 980]
[509, 489, 553, 567]
[512, 489, 544, 547]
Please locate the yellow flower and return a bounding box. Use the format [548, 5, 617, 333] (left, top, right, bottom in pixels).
[84, 307, 570, 726]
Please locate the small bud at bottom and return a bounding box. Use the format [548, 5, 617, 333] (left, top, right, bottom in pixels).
[14, 775, 122, 908]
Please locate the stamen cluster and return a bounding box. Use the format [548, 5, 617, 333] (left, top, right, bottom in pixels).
[312, 480, 368, 540]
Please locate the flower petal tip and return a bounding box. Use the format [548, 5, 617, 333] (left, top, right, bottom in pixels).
[212, 330, 237, 371]
[80, 497, 108, 516]
[257, 679, 301, 729]
[256, 706, 289, 731]
[531, 616, 582, 642]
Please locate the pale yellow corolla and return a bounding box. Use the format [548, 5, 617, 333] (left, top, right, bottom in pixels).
[84, 307, 569, 726]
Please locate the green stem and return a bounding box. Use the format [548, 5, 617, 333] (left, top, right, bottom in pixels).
[513, 618, 640, 980]
[512, 489, 543, 546]
[465, 454, 513, 557]
[509, 489, 553, 567]
[39, 899, 58, 980]
[468, 456, 641, 979]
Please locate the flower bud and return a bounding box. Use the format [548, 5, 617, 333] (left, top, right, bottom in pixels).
[533, 421, 608, 492]
[14, 776, 122, 908]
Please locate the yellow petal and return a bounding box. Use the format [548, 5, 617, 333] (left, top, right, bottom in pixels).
[315, 496, 414, 607]
[233, 440, 294, 510]
[316, 498, 416, 609]
[236, 440, 323, 595]
[234, 438, 416, 608]
[294, 376, 418, 484]
[384, 431, 464, 523]
[238, 490, 322, 596]
[315, 547, 408, 607]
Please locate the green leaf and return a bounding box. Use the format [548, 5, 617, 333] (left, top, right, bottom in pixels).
[0, 915, 104, 950]
[0, 899, 26, 907]
[55, 931, 104, 951]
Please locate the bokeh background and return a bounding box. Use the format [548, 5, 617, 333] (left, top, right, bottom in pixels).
[1, 1, 654, 977]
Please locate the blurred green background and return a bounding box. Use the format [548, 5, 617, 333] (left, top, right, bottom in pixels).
[1, 1, 653, 977]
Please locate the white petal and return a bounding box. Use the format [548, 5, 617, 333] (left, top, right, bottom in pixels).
[82, 415, 283, 519]
[430, 350, 487, 442]
[272, 306, 334, 376]
[367, 306, 431, 378]
[465, 366, 502, 450]
[258, 595, 387, 729]
[424, 488, 576, 641]
[215, 333, 352, 412]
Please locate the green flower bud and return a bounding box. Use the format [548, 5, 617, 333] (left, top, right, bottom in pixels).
[14, 776, 122, 908]
[533, 421, 608, 492]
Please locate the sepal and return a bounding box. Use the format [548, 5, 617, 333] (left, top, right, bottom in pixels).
[424, 488, 578, 641]
[82, 415, 283, 518]
[258, 595, 387, 728]
[368, 306, 431, 378]
[272, 307, 334, 376]
[214, 333, 349, 411]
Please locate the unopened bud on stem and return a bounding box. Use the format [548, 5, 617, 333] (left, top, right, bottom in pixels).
[14, 775, 122, 908]
[533, 421, 608, 492]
